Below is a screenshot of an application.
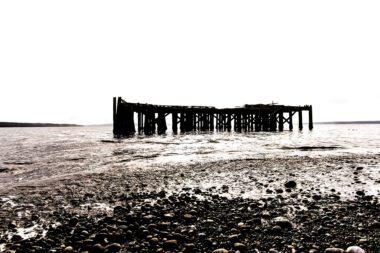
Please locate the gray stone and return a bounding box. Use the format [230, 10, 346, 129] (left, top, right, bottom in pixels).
[325, 248, 344, 253]
[273, 216, 292, 229]
[346, 246, 365, 253]
[285, 180, 297, 188]
[105, 243, 122, 253]
[213, 249, 228, 253]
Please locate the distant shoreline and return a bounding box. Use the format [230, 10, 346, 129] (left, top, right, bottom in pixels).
[0, 122, 80, 127]
[316, 121, 380, 124]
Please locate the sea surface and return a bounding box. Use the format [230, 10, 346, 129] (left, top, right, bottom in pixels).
[0, 124, 380, 188]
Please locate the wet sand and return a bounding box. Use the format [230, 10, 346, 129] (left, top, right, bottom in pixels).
[1, 154, 380, 252]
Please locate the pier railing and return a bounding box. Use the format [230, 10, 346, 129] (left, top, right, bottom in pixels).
[113, 97, 313, 136]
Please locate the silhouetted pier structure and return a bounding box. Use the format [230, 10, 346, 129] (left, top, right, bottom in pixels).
[113, 97, 313, 136]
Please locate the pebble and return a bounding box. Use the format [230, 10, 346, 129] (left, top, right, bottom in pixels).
[273, 216, 293, 229]
[183, 214, 193, 220]
[325, 248, 344, 253]
[346, 246, 365, 253]
[163, 240, 178, 250]
[105, 243, 122, 253]
[92, 244, 105, 253]
[233, 242, 247, 251]
[11, 234, 22, 242]
[370, 221, 380, 228]
[285, 180, 297, 188]
[63, 246, 74, 252]
[271, 225, 282, 234]
[228, 234, 240, 243]
[213, 249, 228, 253]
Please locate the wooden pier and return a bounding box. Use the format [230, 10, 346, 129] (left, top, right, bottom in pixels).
[113, 97, 313, 136]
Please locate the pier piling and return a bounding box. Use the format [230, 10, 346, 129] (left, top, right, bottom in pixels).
[309, 105, 313, 130]
[298, 110, 303, 130]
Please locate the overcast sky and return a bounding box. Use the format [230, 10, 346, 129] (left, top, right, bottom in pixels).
[1, 1, 379, 124]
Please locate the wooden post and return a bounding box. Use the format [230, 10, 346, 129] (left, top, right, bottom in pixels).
[180, 112, 185, 132]
[279, 111, 284, 131]
[235, 113, 241, 132]
[289, 111, 293, 131]
[262, 113, 269, 131]
[113, 97, 117, 135]
[144, 110, 156, 135]
[202, 113, 208, 131]
[255, 113, 261, 132]
[157, 112, 167, 135]
[137, 112, 143, 133]
[193, 113, 197, 131]
[210, 114, 214, 131]
[185, 112, 191, 131]
[242, 113, 247, 132]
[270, 113, 277, 131]
[116, 98, 132, 136]
[172, 113, 178, 133]
[248, 114, 252, 131]
[309, 106, 313, 130]
[227, 114, 232, 131]
[298, 110, 303, 130]
[124, 105, 135, 134]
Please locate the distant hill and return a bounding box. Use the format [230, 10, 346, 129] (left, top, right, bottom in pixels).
[317, 121, 380, 124]
[0, 122, 80, 127]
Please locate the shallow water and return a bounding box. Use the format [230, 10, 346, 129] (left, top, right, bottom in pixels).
[0, 124, 379, 188]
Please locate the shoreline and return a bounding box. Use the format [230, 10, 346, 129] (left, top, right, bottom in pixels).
[0, 122, 80, 128]
[0, 154, 379, 252]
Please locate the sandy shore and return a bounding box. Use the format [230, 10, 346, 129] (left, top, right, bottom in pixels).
[1, 154, 379, 252]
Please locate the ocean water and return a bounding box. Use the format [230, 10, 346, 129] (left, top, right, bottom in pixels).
[0, 124, 380, 189]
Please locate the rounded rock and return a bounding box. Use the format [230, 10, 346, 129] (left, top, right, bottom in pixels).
[325, 248, 344, 253]
[63, 246, 74, 252]
[273, 216, 292, 229]
[233, 242, 247, 251]
[346, 246, 365, 253]
[92, 244, 105, 253]
[285, 180, 297, 188]
[163, 240, 178, 250]
[228, 234, 240, 243]
[105, 243, 122, 253]
[213, 249, 228, 253]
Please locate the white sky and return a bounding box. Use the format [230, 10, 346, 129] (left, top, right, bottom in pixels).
[1, 1, 379, 124]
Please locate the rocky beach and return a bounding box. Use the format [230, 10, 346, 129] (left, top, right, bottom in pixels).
[1, 152, 379, 252]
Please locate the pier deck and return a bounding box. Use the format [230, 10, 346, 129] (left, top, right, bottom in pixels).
[113, 97, 313, 136]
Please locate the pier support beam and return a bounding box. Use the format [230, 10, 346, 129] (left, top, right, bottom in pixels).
[138, 112, 144, 133]
[180, 113, 185, 132]
[210, 114, 214, 131]
[227, 114, 232, 131]
[172, 113, 178, 133]
[289, 112, 293, 131]
[278, 111, 284, 131]
[309, 106, 313, 130]
[262, 114, 269, 131]
[235, 113, 242, 132]
[157, 113, 167, 135]
[113, 97, 117, 135]
[298, 110, 303, 130]
[270, 113, 277, 131]
[144, 111, 155, 135]
[255, 113, 261, 132]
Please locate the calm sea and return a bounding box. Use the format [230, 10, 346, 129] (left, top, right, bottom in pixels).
[0, 124, 380, 188]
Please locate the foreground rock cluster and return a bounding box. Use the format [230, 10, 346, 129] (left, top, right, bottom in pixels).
[1, 155, 379, 252]
[1, 189, 379, 252]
